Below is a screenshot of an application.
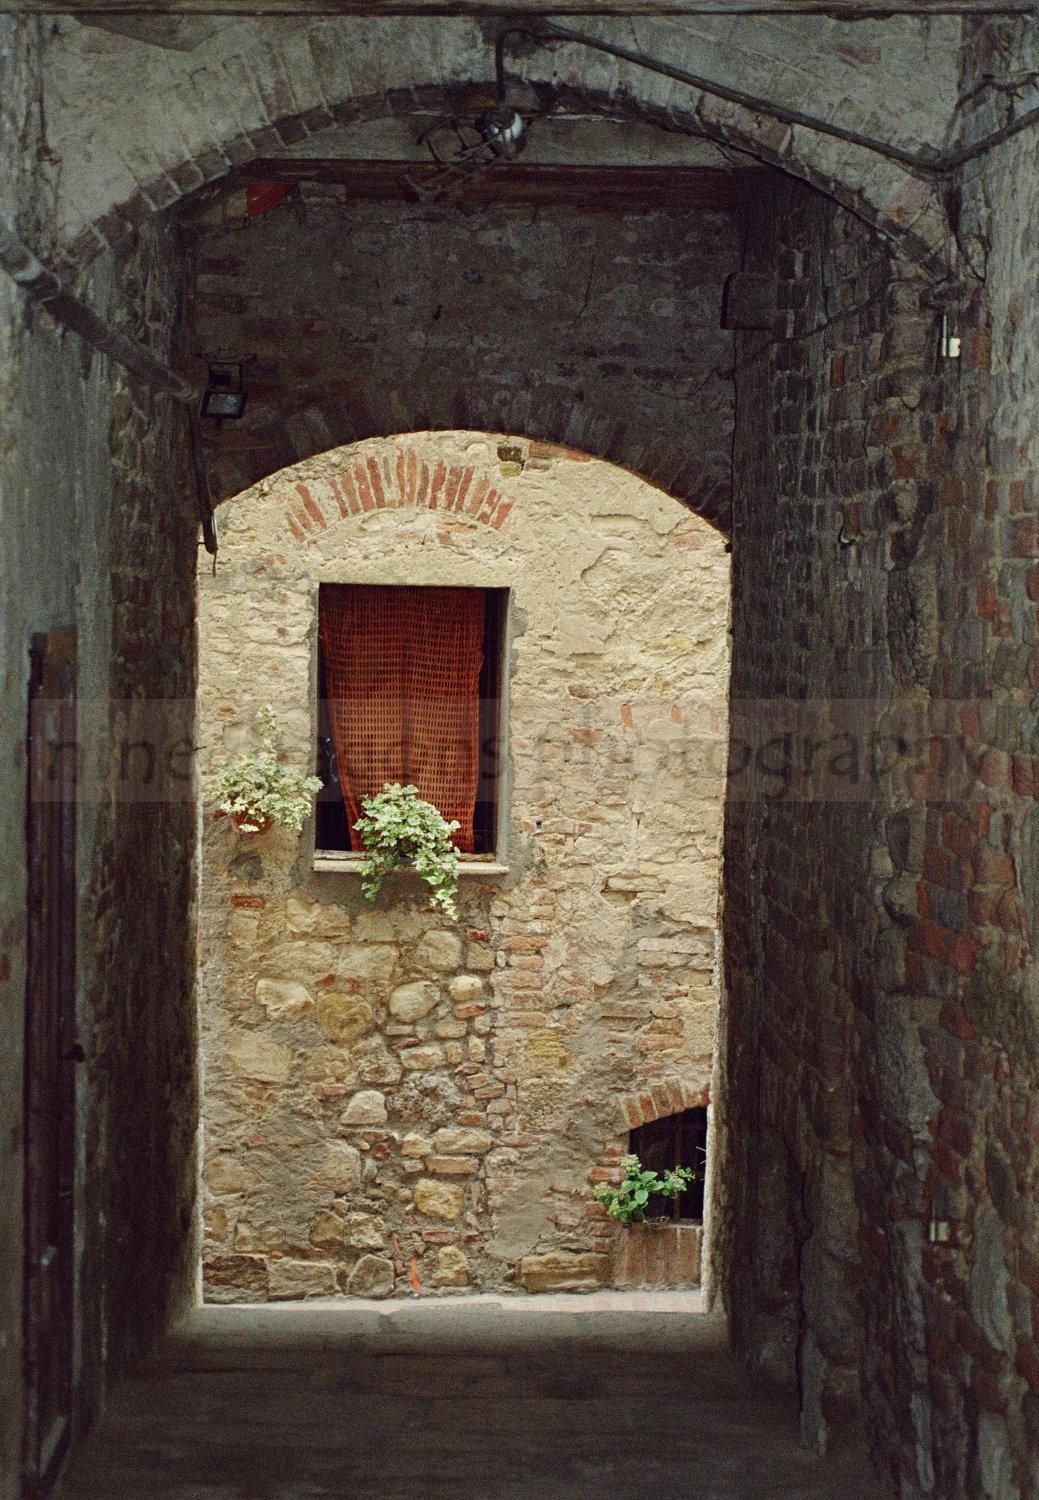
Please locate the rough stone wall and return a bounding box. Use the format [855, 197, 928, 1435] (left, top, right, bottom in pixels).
[185, 188, 740, 528]
[197, 432, 728, 1301]
[0, 22, 198, 1488]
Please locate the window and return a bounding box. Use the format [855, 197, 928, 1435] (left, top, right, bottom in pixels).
[315, 584, 507, 857]
[629, 1108, 708, 1222]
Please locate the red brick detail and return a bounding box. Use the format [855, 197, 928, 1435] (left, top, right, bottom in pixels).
[280, 440, 535, 540]
[617, 1079, 710, 1132]
[614, 1221, 702, 1287]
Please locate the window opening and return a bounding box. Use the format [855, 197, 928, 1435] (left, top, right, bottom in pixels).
[629, 1107, 708, 1221]
[316, 584, 506, 856]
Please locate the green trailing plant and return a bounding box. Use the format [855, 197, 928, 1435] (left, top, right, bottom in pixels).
[213, 706, 322, 834]
[592, 1154, 696, 1226]
[355, 782, 461, 919]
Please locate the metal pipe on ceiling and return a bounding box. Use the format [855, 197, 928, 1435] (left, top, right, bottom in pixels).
[0, 214, 196, 403]
[511, 20, 1039, 179]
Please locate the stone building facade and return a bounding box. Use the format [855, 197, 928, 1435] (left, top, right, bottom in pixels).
[198, 431, 728, 1299]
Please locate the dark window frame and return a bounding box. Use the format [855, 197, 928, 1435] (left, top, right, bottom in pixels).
[629, 1107, 709, 1222]
[315, 583, 507, 857]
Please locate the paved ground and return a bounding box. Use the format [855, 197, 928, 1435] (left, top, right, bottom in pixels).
[60, 1294, 882, 1499]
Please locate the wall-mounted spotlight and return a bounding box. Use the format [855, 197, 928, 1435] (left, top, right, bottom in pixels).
[200, 362, 247, 421]
[477, 106, 526, 159]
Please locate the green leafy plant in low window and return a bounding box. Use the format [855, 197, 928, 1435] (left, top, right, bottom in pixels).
[213, 706, 322, 834]
[592, 1154, 696, 1226]
[354, 782, 461, 919]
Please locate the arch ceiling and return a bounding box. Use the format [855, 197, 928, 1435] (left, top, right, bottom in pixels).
[42, 15, 959, 272]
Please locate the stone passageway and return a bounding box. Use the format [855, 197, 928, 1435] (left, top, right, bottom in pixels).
[59, 1296, 875, 1498]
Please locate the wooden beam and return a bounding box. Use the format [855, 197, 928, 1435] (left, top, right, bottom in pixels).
[238, 160, 773, 212]
[5, 1, 1033, 14]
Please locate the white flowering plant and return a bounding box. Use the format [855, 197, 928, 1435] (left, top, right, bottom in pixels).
[213, 706, 322, 834]
[354, 782, 460, 919]
[592, 1154, 696, 1225]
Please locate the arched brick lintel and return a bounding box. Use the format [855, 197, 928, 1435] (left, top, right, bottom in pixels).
[61, 75, 948, 279]
[282, 438, 517, 540]
[265, 433, 717, 543]
[213, 400, 731, 534]
[618, 1080, 711, 1135]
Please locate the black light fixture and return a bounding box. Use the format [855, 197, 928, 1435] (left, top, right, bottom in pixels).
[200, 362, 247, 421]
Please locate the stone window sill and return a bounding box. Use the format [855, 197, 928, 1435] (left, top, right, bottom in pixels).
[312, 853, 509, 877]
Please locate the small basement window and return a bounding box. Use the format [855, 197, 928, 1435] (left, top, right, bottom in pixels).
[629, 1107, 708, 1222]
[315, 584, 507, 858]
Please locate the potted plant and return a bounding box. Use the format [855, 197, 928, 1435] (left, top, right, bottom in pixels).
[354, 782, 461, 918]
[592, 1154, 696, 1225]
[213, 706, 322, 835]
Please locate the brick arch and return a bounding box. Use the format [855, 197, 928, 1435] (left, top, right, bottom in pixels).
[618, 1080, 711, 1135]
[226, 432, 716, 544]
[208, 395, 731, 534]
[53, 20, 950, 276]
[279, 436, 515, 541]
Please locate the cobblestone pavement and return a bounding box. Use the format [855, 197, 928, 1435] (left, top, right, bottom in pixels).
[60, 1295, 882, 1499]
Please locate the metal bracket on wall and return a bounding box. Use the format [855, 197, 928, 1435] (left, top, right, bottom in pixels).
[0, 213, 216, 555]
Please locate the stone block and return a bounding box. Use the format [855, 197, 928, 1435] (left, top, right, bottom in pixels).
[433, 1127, 492, 1155]
[204, 1153, 250, 1194]
[389, 980, 439, 1021]
[346, 1214, 386, 1250]
[414, 931, 463, 971]
[204, 1254, 269, 1300]
[353, 1038, 403, 1086]
[227, 1030, 292, 1084]
[269, 1258, 337, 1299]
[310, 1209, 347, 1250]
[347, 1254, 395, 1299]
[428, 1156, 478, 1176]
[448, 975, 484, 1004]
[314, 1141, 362, 1193]
[301, 1046, 358, 1088]
[256, 978, 313, 1016]
[339, 943, 398, 982]
[340, 1089, 387, 1126]
[400, 1044, 445, 1071]
[515, 1252, 611, 1293]
[435, 1017, 467, 1039]
[433, 1245, 470, 1287]
[401, 1132, 432, 1158]
[316, 991, 375, 1044]
[414, 1179, 465, 1219]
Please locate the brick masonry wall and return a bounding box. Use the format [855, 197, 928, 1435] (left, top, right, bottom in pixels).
[197, 433, 728, 1300]
[186, 189, 740, 530]
[726, 112, 1039, 1494]
[723, 172, 953, 1457]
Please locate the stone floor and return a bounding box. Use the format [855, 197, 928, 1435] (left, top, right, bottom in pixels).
[60, 1294, 882, 1499]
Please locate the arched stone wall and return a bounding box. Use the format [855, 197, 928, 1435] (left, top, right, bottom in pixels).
[198, 431, 729, 1300]
[44, 16, 957, 273]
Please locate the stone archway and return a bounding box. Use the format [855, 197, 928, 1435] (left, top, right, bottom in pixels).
[46, 17, 954, 275]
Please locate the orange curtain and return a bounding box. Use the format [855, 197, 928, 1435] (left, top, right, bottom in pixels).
[319, 585, 485, 853]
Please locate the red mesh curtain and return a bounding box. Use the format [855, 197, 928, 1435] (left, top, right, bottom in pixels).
[319, 585, 486, 853]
